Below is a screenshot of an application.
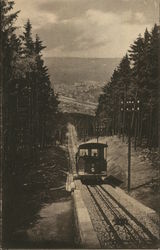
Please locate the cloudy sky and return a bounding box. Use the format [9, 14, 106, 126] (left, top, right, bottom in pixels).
[14, 0, 159, 58]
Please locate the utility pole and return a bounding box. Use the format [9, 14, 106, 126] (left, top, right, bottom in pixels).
[120, 98, 140, 192]
[95, 119, 99, 143]
[128, 111, 131, 192]
[95, 122, 104, 143]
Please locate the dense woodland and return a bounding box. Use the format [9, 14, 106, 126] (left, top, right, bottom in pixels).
[96, 25, 160, 149]
[1, 0, 59, 172]
[1, 0, 60, 242]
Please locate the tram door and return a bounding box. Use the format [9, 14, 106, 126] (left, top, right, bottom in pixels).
[77, 148, 89, 174]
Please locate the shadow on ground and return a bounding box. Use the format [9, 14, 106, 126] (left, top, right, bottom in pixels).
[81, 175, 123, 187]
[3, 145, 75, 249]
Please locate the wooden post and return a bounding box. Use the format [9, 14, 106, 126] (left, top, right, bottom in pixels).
[128, 113, 131, 192]
[96, 127, 99, 143]
[121, 97, 140, 192]
[134, 115, 138, 151]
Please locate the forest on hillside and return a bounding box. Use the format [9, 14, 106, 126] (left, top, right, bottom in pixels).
[1, 1, 62, 243]
[96, 25, 160, 149]
[1, 0, 60, 172]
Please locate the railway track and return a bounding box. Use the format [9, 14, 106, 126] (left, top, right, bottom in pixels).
[86, 184, 158, 248]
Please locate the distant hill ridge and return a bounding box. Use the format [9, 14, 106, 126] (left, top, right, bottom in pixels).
[44, 57, 120, 85]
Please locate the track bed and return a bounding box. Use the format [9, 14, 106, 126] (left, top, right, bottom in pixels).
[79, 182, 159, 249]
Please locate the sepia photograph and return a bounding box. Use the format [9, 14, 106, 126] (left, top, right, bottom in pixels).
[0, 0, 160, 249]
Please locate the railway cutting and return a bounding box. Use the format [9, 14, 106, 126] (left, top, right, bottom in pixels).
[68, 123, 160, 249]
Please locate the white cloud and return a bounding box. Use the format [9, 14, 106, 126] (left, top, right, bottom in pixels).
[33, 13, 58, 29]
[44, 8, 152, 58]
[14, 0, 58, 30]
[69, 9, 151, 57]
[134, 12, 146, 23]
[86, 10, 119, 26]
[121, 10, 132, 22]
[14, 1, 153, 58]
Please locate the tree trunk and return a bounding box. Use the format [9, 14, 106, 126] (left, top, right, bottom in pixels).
[134, 114, 138, 150]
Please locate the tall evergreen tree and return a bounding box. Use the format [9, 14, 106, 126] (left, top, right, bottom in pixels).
[34, 34, 59, 147]
[1, 1, 60, 245]
[21, 19, 34, 56]
[1, 0, 21, 169]
[97, 24, 159, 148]
[1, 0, 22, 244]
[147, 24, 160, 147]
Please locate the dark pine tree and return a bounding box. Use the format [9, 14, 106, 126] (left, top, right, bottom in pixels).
[147, 24, 160, 147]
[21, 19, 34, 56]
[1, 0, 22, 245]
[34, 34, 59, 148]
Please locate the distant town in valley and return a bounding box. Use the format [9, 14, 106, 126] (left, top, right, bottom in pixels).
[45, 57, 120, 114]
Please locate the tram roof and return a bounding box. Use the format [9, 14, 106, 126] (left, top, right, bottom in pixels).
[78, 142, 108, 149]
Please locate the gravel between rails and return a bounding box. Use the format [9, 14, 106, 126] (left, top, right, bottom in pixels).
[80, 183, 159, 249]
[101, 184, 159, 239]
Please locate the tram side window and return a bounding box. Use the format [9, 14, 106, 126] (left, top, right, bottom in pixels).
[91, 148, 98, 157]
[79, 149, 89, 156]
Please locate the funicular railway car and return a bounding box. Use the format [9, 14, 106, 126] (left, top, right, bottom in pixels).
[76, 142, 108, 181]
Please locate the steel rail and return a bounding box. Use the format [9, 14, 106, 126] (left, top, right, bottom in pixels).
[100, 185, 157, 242]
[86, 185, 125, 248]
[95, 186, 150, 246]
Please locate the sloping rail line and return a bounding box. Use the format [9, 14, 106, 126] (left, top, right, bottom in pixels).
[99, 185, 157, 242]
[86, 185, 158, 248]
[95, 186, 147, 245]
[87, 185, 124, 248]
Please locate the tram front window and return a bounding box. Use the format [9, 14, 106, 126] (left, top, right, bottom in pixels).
[91, 148, 98, 157]
[79, 149, 88, 157]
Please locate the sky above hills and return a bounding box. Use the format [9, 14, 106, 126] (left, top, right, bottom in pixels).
[14, 0, 159, 58]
